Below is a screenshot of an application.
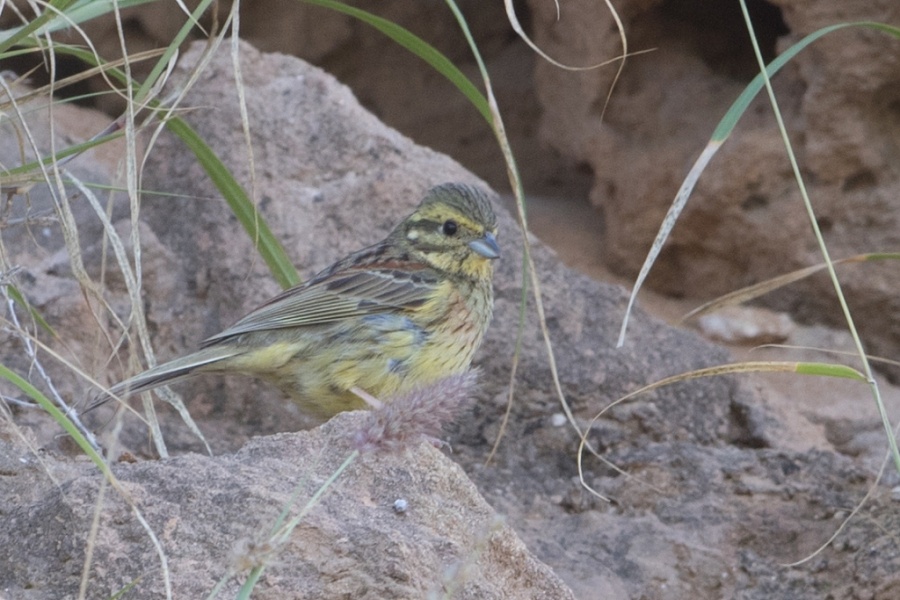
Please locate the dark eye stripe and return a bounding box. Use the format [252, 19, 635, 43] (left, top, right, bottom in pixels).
[408, 218, 455, 235]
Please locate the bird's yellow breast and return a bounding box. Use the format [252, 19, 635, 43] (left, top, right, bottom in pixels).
[230, 277, 492, 420]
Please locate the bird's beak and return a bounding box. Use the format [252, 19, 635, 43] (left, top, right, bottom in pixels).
[468, 231, 500, 259]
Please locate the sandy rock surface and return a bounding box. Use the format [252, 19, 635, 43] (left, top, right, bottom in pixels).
[0, 413, 575, 600]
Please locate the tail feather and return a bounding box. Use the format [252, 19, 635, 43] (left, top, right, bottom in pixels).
[90, 346, 242, 410]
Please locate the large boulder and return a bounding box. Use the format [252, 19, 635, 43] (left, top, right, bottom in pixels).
[0, 413, 575, 599]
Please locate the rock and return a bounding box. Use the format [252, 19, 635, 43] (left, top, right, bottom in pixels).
[528, 0, 900, 374]
[694, 305, 794, 345]
[0, 413, 575, 600]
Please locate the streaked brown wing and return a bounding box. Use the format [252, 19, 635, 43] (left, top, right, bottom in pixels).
[201, 263, 438, 346]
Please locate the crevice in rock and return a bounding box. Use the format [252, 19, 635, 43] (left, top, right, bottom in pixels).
[658, 0, 790, 81]
[728, 399, 771, 449]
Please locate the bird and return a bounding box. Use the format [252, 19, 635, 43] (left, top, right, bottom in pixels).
[95, 182, 500, 420]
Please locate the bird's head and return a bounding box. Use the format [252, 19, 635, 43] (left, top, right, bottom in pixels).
[393, 183, 500, 279]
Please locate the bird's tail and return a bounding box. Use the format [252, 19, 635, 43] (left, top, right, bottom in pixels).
[89, 346, 243, 410]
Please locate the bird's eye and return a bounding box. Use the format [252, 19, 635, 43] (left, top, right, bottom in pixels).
[442, 220, 458, 236]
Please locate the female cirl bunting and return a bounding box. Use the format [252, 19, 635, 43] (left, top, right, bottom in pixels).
[95, 183, 500, 420]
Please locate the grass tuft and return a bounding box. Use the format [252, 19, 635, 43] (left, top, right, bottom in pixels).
[353, 371, 478, 453]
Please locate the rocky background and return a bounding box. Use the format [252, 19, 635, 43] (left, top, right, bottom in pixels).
[1, 1, 900, 598]
[5, 0, 898, 361]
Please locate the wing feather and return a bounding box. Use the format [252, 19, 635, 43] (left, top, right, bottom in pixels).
[201, 263, 437, 346]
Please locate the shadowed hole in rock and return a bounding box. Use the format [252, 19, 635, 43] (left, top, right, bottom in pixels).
[815, 215, 833, 233]
[0, 53, 95, 106]
[741, 193, 769, 212]
[841, 169, 877, 192]
[658, 0, 790, 81]
[728, 401, 770, 449]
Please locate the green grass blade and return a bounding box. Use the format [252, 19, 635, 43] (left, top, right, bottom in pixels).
[610, 361, 868, 408]
[0, 131, 124, 178]
[165, 116, 300, 289]
[134, 0, 214, 103]
[0, 0, 79, 53]
[297, 0, 492, 124]
[0, 0, 157, 48]
[0, 363, 111, 474]
[6, 284, 57, 337]
[9, 42, 300, 290]
[712, 22, 900, 142]
[794, 362, 868, 381]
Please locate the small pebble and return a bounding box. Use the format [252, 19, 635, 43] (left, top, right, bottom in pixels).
[695, 305, 794, 345]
